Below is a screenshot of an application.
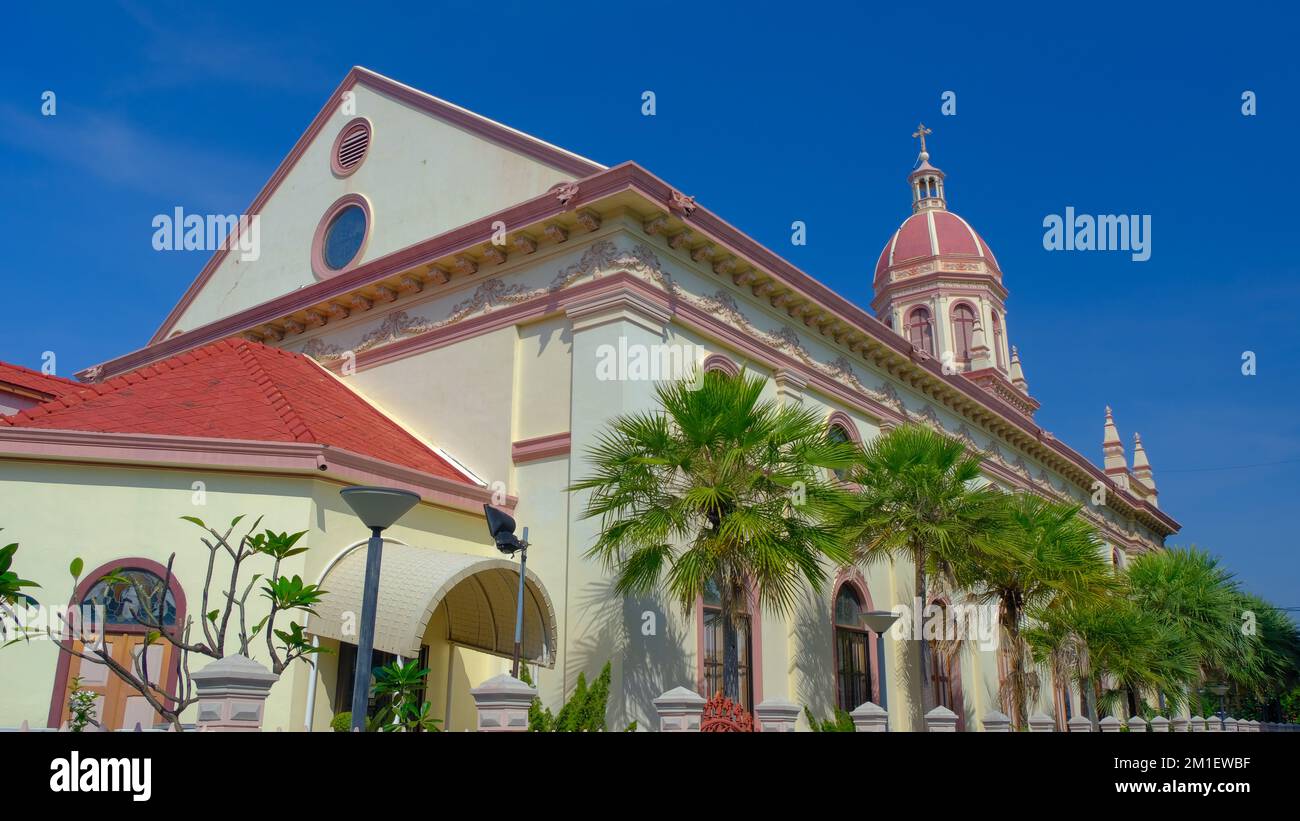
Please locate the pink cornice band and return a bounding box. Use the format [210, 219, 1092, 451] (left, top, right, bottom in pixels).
[0, 427, 512, 516]
[511, 432, 571, 464]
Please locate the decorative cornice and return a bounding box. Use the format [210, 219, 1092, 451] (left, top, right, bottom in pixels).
[511, 432, 571, 464]
[103, 161, 1177, 536]
[564, 284, 672, 335]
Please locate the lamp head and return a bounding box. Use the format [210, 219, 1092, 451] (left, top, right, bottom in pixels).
[862, 609, 902, 635]
[483, 504, 524, 554]
[340, 486, 421, 531]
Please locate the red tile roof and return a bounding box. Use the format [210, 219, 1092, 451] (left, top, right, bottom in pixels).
[0, 338, 468, 482]
[0, 361, 81, 399]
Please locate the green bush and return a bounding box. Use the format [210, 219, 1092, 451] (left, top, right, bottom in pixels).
[804, 706, 855, 732]
[519, 662, 635, 731]
[331, 712, 352, 732]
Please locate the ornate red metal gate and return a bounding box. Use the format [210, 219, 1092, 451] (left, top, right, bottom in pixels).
[700, 692, 754, 732]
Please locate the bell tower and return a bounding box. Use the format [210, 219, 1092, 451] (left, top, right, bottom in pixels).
[872, 125, 1037, 418]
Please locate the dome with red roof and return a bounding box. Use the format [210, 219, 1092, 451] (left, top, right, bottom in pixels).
[873, 208, 1001, 289]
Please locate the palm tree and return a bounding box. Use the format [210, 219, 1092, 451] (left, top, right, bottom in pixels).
[570, 369, 860, 703]
[839, 424, 1003, 718]
[956, 493, 1117, 729]
[1125, 547, 1242, 711]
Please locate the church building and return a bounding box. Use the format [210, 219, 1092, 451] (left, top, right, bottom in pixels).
[0, 68, 1177, 731]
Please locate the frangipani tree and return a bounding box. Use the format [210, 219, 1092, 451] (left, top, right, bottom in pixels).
[48, 515, 327, 730]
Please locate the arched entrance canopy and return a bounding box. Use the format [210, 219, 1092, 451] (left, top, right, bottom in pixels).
[308, 543, 556, 667]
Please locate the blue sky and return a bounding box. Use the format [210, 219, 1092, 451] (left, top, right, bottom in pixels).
[2, 1, 1296, 604]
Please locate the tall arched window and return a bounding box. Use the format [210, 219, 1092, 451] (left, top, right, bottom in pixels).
[951, 303, 977, 362]
[991, 310, 1006, 370]
[928, 600, 960, 714]
[834, 585, 873, 711]
[906, 306, 934, 356]
[701, 578, 754, 710]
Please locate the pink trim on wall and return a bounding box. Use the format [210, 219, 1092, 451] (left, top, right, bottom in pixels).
[321, 274, 1161, 549]
[825, 410, 863, 444]
[149, 66, 604, 344]
[330, 117, 373, 177]
[0, 427, 513, 516]
[311, 193, 373, 280]
[511, 432, 571, 464]
[46, 557, 187, 730]
[114, 161, 1177, 534]
[701, 353, 740, 377]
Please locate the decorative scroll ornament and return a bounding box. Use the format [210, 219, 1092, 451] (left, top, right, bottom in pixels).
[553, 181, 580, 207]
[667, 189, 697, 217]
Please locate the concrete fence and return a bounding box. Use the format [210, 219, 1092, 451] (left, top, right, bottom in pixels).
[638, 687, 1300, 732]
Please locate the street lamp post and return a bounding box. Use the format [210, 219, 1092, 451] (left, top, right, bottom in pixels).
[484, 504, 529, 678]
[339, 486, 420, 733]
[862, 609, 901, 717]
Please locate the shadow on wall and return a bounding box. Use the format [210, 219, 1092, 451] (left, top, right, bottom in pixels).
[793, 594, 836, 720]
[567, 574, 691, 730]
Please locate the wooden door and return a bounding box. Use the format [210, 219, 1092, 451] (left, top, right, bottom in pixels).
[60, 634, 173, 730]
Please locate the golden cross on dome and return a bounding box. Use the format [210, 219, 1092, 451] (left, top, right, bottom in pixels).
[912, 122, 932, 154]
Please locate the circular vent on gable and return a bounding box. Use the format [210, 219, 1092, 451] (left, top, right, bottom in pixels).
[331, 117, 372, 176]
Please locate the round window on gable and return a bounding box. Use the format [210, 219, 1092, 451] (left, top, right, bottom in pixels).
[331, 117, 372, 176]
[312, 194, 372, 279]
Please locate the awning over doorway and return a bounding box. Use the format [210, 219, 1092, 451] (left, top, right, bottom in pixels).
[308, 542, 557, 666]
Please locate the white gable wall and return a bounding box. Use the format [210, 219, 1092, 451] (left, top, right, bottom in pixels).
[168, 83, 580, 336]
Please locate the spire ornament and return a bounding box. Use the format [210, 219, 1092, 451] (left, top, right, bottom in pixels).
[912, 122, 932, 157]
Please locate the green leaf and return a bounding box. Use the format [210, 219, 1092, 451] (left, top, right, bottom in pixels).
[69, 557, 84, 579]
[206, 610, 220, 622]
[180, 515, 206, 528]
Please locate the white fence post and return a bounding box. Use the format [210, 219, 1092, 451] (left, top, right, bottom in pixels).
[469, 673, 536, 732]
[1173, 716, 1190, 732]
[1127, 716, 1147, 733]
[982, 710, 1011, 732]
[1148, 716, 1169, 732]
[191, 655, 279, 732]
[652, 687, 705, 732]
[755, 699, 800, 732]
[850, 701, 888, 732]
[1068, 716, 1093, 733]
[1099, 716, 1122, 733]
[924, 705, 959, 732]
[1028, 713, 1056, 732]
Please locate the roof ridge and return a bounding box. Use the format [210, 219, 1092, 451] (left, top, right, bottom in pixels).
[0, 360, 79, 386]
[232, 339, 315, 442]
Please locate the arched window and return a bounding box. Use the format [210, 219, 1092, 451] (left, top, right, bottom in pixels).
[951, 303, 977, 362]
[828, 424, 852, 481]
[81, 569, 178, 628]
[833, 585, 873, 712]
[49, 559, 186, 731]
[991, 311, 1006, 370]
[906, 306, 934, 356]
[701, 578, 754, 710]
[928, 600, 960, 715]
